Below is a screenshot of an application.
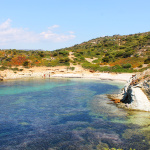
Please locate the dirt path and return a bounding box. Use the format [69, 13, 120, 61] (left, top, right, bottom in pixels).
[68, 52, 75, 61]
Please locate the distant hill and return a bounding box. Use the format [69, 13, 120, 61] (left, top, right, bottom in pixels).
[0, 31, 149, 73]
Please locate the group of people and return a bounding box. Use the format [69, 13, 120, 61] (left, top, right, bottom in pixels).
[43, 73, 50, 78]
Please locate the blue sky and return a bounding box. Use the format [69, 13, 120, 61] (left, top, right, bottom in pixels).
[0, 0, 150, 51]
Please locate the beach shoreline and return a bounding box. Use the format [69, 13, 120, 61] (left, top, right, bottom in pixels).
[0, 66, 133, 82]
[0, 66, 149, 112]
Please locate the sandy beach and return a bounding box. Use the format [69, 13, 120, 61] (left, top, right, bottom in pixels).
[0, 65, 133, 82]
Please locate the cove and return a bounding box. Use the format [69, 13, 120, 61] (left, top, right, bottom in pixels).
[0, 78, 150, 150]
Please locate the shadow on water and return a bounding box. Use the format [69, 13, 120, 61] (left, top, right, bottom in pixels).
[0, 79, 149, 150]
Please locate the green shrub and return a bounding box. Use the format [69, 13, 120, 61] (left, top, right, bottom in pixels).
[102, 56, 109, 63]
[79, 56, 85, 60]
[11, 67, 19, 71]
[96, 52, 100, 55]
[134, 53, 139, 58]
[58, 50, 69, 56]
[67, 67, 75, 71]
[53, 52, 58, 56]
[115, 51, 125, 57]
[23, 61, 29, 67]
[0, 66, 8, 71]
[144, 56, 150, 64]
[92, 59, 100, 63]
[38, 51, 45, 57]
[112, 65, 122, 70]
[138, 64, 143, 68]
[122, 63, 132, 68]
[59, 57, 70, 63]
[123, 51, 134, 58]
[82, 62, 99, 71]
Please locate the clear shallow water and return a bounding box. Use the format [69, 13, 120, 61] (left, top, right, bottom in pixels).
[0, 78, 150, 150]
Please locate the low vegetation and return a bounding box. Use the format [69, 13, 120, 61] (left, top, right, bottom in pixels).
[0, 49, 70, 68]
[0, 31, 150, 73]
[65, 32, 150, 72]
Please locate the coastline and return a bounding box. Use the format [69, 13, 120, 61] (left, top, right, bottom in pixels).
[0, 66, 149, 112]
[0, 66, 133, 82]
[108, 69, 150, 111]
[109, 87, 150, 112]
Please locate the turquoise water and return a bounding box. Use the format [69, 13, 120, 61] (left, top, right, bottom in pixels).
[0, 78, 150, 150]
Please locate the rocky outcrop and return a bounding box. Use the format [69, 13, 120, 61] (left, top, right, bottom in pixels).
[109, 69, 150, 111]
[143, 78, 150, 99]
[121, 86, 150, 111]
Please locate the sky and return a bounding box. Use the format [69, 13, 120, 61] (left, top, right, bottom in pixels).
[0, 0, 150, 51]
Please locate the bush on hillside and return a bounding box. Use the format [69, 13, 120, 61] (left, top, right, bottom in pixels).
[144, 56, 150, 64]
[123, 51, 134, 58]
[102, 56, 109, 63]
[58, 50, 69, 56]
[23, 61, 29, 67]
[122, 63, 132, 68]
[0, 66, 8, 71]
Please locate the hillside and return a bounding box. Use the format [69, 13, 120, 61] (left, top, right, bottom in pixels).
[0, 31, 150, 73]
[65, 31, 150, 72]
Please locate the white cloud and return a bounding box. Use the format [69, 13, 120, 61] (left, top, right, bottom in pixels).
[0, 19, 76, 46]
[0, 19, 39, 45]
[48, 25, 60, 30]
[0, 18, 11, 30]
[40, 26, 76, 42]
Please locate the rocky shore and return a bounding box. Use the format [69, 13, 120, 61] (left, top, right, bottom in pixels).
[108, 69, 150, 111]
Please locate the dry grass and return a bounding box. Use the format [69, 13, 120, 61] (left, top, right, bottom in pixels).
[110, 57, 145, 68]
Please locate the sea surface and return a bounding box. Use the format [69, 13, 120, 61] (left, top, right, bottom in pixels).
[0, 78, 150, 150]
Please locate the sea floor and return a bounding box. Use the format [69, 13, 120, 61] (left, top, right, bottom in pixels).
[0, 78, 150, 150]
